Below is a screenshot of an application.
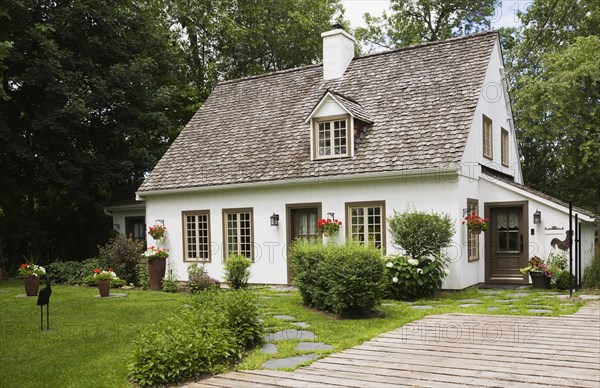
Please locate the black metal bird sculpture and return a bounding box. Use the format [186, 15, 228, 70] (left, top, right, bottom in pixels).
[551, 230, 573, 252]
[37, 274, 52, 331]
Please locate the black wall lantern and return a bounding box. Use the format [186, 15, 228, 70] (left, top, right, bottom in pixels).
[270, 213, 279, 226]
[533, 210, 541, 224]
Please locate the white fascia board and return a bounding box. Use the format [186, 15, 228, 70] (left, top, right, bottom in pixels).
[103, 203, 146, 212]
[482, 175, 595, 222]
[304, 92, 353, 123]
[137, 167, 460, 198]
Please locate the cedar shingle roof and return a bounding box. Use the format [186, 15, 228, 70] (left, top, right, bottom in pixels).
[139, 31, 499, 193]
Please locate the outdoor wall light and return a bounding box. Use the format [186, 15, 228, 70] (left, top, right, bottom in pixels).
[155, 219, 164, 226]
[270, 213, 279, 226]
[327, 212, 335, 219]
[533, 210, 541, 224]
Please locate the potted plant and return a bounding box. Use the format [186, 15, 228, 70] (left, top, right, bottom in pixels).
[18, 263, 46, 296]
[520, 256, 552, 289]
[142, 246, 169, 290]
[316, 218, 342, 237]
[148, 224, 167, 241]
[462, 212, 489, 235]
[91, 268, 119, 297]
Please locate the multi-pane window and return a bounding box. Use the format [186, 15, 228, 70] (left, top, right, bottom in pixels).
[317, 119, 348, 158]
[483, 115, 493, 159]
[496, 208, 520, 252]
[347, 202, 385, 252]
[501, 128, 509, 166]
[224, 209, 253, 259]
[183, 211, 211, 261]
[467, 201, 479, 262]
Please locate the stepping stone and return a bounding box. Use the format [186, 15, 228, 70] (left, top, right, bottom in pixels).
[494, 299, 518, 303]
[261, 354, 318, 369]
[537, 291, 559, 295]
[458, 299, 483, 303]
[478, 289, 502, 294]
[557, 295, 571, 299]
[459, 304, 478, 308]
[273, 315, 296, 321]
[482, 295, 494, 299]
[528, 309, 553, 313]
[260, 296, 273, 299]
[506, 293, 529, 297]
[487, 307, 499, 311]
[517, 286, 532, 289]
[15, 294, 37, 298]
[410, 305, 433, 310]
[260, 343, 278, 354]
[579, 295, 600, 300]
[292, 322, 311, 328]
[561, 303, 574, 306]
[295, 342, 334, 351]
[510, 309, 519, 312]
[94, 293, 127, 299]
[265, 329, 316, 342]
[381, 303, 396, 306]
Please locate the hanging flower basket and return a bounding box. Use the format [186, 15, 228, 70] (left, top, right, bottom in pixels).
[148, 224, 167, 240]
[317, 218, 342, 236]
[463, 212, 489, 233]
[470, 227, 482, 235]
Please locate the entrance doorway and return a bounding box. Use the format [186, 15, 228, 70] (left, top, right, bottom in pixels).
[286, 203, 321, 284]
[485, 202, 528, 284]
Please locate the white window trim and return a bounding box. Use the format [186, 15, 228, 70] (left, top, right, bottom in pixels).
[483, 115, 493, 160]
[345, 201, 386, 253]
[312, 115, 352, 160]
[501, 128, 509, 167]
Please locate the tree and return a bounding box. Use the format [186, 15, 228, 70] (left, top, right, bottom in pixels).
[355, 0, 498, 52]
[167, 0, 344, 101]
[509, 0, 600, 213]
[0, 0, 197, 269]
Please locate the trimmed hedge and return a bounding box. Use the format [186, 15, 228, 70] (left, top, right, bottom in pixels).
[128, 289, 262, 386]
[289, 240, 385, 317]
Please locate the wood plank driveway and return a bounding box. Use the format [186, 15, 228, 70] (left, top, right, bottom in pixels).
[191, 303, 600, 387]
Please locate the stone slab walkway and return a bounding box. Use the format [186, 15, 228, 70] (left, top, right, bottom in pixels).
[189, 303, 600, 387]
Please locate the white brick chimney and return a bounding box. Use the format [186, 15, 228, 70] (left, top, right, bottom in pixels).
[321, 24, 355, 80]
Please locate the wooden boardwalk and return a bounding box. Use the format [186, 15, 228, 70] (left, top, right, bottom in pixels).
[191, 304, 600, 387]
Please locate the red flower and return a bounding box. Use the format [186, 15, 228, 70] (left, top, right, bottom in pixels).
[108, 268, 113, 272]
[20, 263, 29, 269]
[93, 268, 101, 274]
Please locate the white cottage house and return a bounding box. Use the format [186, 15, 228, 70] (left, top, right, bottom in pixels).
[132, 28, 596, 289]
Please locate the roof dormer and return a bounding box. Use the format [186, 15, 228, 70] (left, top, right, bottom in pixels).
[306, 91, 373, 161]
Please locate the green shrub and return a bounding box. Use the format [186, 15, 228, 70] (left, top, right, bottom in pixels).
[289, 240, 328, 307]
[583, 248, 600, 289]
[97, 234, 144, 285]
[555, 271, 576, 290]
[223, 254, 251, 289]
[385, 254, 449, 300]
[289, 240, 385, 317]
[162, 269, 179, 293]
[129, 289, 262, 386]
[47, 261, 84, 284]
[136, 261, 149, 289]
[187, 263, 220, 293]
[388, 208, 454, 259]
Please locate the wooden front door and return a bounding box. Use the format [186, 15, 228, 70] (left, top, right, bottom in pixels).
[486, 203, 528, 284]
[286, 203, 321, 284]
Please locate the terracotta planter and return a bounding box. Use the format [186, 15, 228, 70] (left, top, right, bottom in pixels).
[24, 276, 40, 296]
[97, 280, 111, 297]
[530, 271, 551, 289]
[470, 227, 482, 235]
[148, 258, 166, 290]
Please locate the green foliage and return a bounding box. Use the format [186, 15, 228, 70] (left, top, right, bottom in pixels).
[47, 261, 84, 284]
[129, 289, 262, 386]
[162, 269, 179, 293]
[510, 0, 600, 213]
[387, 208, 454, 260]
[555, 271, 576, 291]
[385, 255, 449, 300]
[583, 249, 600, 289]
[187, 263, 220, 293]
[223, 254, 252, 290]
[355, 0, 498, 52]
[98, 234, 144, 285]
[136, 261, 150, 289]
[289, 240, 385, 317]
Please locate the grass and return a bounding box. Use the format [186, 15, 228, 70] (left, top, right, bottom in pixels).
[0, 278, 592, 386]
[0, 279, 188, 388]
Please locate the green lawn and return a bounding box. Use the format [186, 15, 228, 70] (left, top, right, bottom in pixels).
[0, 279, 188, 388]
[0, 279, 588, 387]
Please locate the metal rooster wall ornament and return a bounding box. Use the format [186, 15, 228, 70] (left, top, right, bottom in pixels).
[550, 230, 573, 251]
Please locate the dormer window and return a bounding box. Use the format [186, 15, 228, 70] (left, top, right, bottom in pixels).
[306, 90, 373, 161]
[317, 118, 349, 157]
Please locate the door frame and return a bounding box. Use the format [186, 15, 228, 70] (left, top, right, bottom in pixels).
[285, 202, 322, 285]
[484, 200, 529, 284]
